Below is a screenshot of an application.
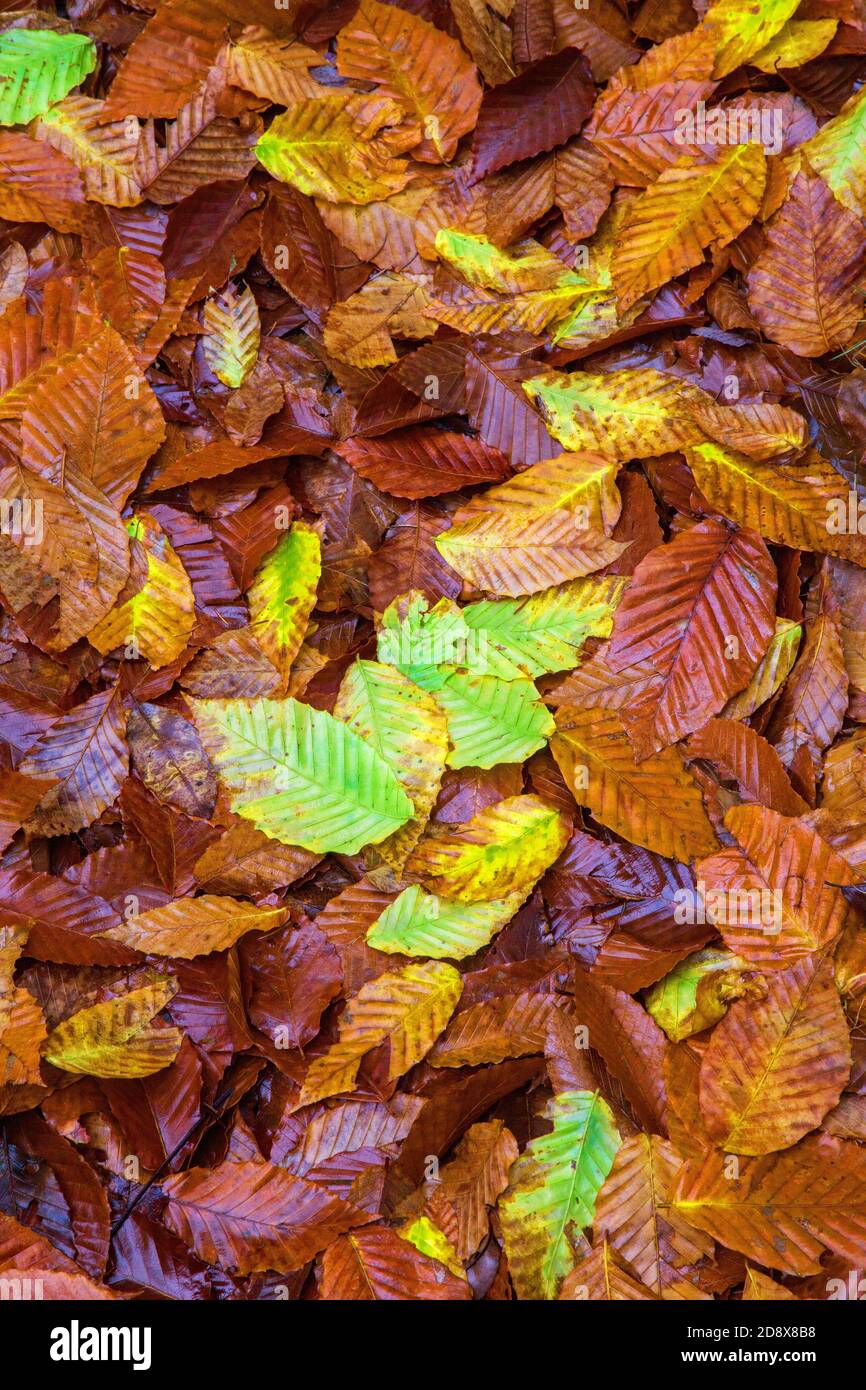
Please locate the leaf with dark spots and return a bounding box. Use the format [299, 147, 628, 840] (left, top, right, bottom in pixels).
[127, 702, 217, 819]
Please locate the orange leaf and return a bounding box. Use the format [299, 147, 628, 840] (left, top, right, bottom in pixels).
[699, 955, 850, 1154]
[336, 0, 482, 163]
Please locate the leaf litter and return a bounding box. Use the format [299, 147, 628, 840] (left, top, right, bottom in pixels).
[1, 0, 866, 1304]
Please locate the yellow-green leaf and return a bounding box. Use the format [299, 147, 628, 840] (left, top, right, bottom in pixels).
[334, 658, 448, 872]
[247, 522, 321, 692]
[644, 948, 758, 1043]
[802, 84, 866, 221]
[366, 882, 527, 959]
[427, 668, 555, 770]
[434, 228, 588, 296]
[191, 696, 414, 854]
[462, 578, 625, 680]
[397, 1214, 466, 1280]
[0, 29, 96, 126]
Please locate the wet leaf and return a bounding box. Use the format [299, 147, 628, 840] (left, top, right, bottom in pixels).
[2, 0, 866, 1308]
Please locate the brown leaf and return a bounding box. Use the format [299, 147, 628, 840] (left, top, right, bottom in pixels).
[127, 701, 216, 818]
[163, 1158, 374, 1274]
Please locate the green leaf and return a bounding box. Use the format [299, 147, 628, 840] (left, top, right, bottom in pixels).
[422, 667, 554, 769]
[378, 592, 479, 684]
[334, 659, 448, 871]
[366, 882, 527, 959]
[0, 30, 96, 126]
[377, 593, 555, 768]
[462, 577, 625, 680]
[500, 1090, 621, 1300]
[189, 696, 413, 854]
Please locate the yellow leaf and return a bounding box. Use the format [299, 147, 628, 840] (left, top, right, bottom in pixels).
[298, 960, 462, 1106]
[397, 1215, 466, 1280]
[749, 19, 837, 73]
[202, 283, 260, 388]
[612, 145, 766, 310]
[88, 513, 195, 668]
[42, 980, 182, 1078]
[700, 0, 801, 77]
[426, 227, 592, 336]
[436, 452, 624, 595]
[685, 441, 866, 563]
[525, 367, 708, 460]
[406, 794, 570, 902]
[743, 1267, 800, 1300]
[723, 618, 802, 720]
[246, 522, 321, 692]
[255, 92, 413, 205]
[434, 229, 583, 295]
